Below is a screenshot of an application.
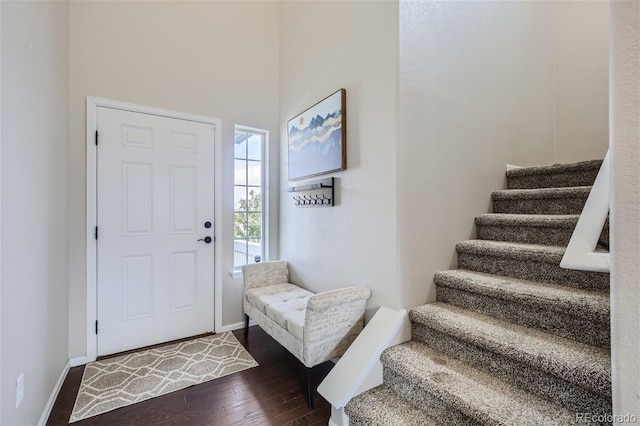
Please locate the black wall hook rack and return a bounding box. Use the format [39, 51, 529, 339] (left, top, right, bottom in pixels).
[287, 177, 334, 207]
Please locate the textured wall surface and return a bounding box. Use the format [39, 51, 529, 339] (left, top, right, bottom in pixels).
[610, 0, 640, 420]
[553, 1, 609, 163]
[1, 1, 70, 423]
[279, 1, 400, 315]
[397, 1, 610, 310]
[398, 1, 556, 308]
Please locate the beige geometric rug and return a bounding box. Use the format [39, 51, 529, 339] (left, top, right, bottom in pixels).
[70, 332, 258, 422]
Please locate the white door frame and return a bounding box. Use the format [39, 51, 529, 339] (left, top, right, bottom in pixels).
[85, 97, 223, 362]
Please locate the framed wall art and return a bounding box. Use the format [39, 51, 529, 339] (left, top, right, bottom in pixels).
[287, 89, 346, 181]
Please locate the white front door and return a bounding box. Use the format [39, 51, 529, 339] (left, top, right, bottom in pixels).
[96, 107, 215, 356]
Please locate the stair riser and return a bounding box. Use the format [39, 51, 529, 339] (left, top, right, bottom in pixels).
[436, 286, 610, 348]
[493, 197, 587, 215]
[507, 170, 599, 190]
[457, 253, 610, 291]
[412, 324, 612, 416]
[382, 369, 480, 426]
[476, 221, 609, 246]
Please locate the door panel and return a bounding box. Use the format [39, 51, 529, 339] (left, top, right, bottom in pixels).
[170, 251, 197, 312]
[122, 162, 153, 235]
[97, 107, 215, 356]
[170, 166, 198, 233]
[122, 255, 153, 319]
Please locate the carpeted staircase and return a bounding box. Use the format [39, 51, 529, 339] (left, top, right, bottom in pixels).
[345, 160, 611, 425]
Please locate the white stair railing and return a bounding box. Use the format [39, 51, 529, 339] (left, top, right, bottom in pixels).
[560, 150, 610, 273]
[317, 307, 411, 426]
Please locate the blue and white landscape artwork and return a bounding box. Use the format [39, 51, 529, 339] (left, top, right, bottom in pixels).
[288, 89, 345, 180]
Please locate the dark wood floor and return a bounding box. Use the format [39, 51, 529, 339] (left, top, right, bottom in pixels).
[47, 327, 333, 425]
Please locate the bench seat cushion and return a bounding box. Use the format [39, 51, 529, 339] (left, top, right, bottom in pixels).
[245, 283, 313, 340]
[275, 308, 306, 341]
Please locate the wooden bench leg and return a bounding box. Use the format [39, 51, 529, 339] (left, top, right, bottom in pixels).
[244, 314, 249, 338]
[307, 367, 314, 409]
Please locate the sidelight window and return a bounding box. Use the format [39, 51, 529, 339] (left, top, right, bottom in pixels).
[233, 126, 267, 268]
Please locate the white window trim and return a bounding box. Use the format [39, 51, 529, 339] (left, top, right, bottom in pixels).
[230, 270, 244, 280]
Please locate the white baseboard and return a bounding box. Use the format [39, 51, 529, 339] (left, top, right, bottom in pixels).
[216, 319, 256, 333]
[38, 360, 70, 426]
[70, 356, 87, 367]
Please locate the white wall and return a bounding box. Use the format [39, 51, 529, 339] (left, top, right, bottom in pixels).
[279, 1, 400, 314]
[398, 1, 557, 307]
[0, 2, 3, 419]
[553, 1, 609, 163]
[0, 3, 4, 421]
[68, 1, 280, 359]
[610, 0, 640, 420]
[1, 1, 70, 424]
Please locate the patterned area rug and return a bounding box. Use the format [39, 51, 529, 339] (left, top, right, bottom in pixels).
[70, 332, 258, 422]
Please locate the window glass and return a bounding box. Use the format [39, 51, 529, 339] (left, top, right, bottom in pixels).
[247, 134, 262, 161]
[234, 134, 247, 159]
[247, 160, 262, 186]
[234, 160, 247, 186]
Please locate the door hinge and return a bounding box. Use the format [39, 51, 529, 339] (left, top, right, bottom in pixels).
[95, 130, 99, 145]
[95, 226, 98, 240]
[95, 320, 99, 334]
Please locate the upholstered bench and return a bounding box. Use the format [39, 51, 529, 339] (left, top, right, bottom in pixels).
[242, 260, 371, 408]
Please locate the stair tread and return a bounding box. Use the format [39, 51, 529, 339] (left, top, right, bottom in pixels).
[382, 341, 576, 425]
[456, 240, 566, 263]
[409, 303, 611, 394]
[475, 213, 580, 228]
[457, 239, 609, 263]
[434, 270, 609, 321]
[506, 160, 602, 178]
[345, 385, 442, 426]
[492, 186, 591, 200]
